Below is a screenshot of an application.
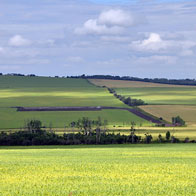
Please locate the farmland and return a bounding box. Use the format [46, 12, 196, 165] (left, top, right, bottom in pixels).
[140, 105, 196, 126]
[0, 76, 149, 129]
[0, 76, 126, 107]
[0, 108, 149, 129]
[114, 87, 196, 105]
[89, 79, 196, 105]
[89, 79, 189, 88]
[90, 79, 196, 127]
[1, 144, 196, 196]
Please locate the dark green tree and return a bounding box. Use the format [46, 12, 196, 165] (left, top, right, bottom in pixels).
[166, 131, 170, 141]
[27, 120, 42, 133]
[172, 116, 185, 126]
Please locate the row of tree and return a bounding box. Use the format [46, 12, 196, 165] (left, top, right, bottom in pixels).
[0, 73, 36, 77]
[0, 119, 192, 146]
[2, 73, 196, 86]
[108, 88, 147, 106]
[68, 74, 196, 86]
[1, 73, 196, 86]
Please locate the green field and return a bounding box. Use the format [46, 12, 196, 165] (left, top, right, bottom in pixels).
[0, 76, 126, 107]
[1, 144, 196, 196]
[115, 87, 196, 105]
[140, 105, 196, 126]
[114, 86, 196, 126]
[89, 79, 196, 126]
[112, 127, 196, 140]
[0, 76, 150, 129]
[0, 108, 149, 129]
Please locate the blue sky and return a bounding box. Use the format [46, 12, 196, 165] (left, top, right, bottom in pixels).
[0, 0, 196, 78]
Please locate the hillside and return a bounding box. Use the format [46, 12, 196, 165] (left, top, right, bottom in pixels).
[90, 79, 196, 126]
[0, 76, 150, 129]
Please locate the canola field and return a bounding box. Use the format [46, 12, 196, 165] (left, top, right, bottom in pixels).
[1, 144, 196, 196]
[0, 76, 149, 129]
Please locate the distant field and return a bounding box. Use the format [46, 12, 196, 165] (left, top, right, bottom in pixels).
[90, 79, 196, 128]
[111, 127, 196, 140]
[0, 108, 150, 129]
[89, 79, 191, 88]
[140, 105, 196, 126]
[0, 76, 150, 129]
[1, 144, 196, 196]
[115, 87, 196, 105]
[90, 79, 196, 105]
[0, 76, 127, 108]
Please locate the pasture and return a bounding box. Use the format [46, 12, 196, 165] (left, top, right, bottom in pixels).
[0, 76, 126, 108]
[114, 87, 196, 105]
[1, 144, 196, 196]
[89, 79, 189, 88]
[90, 79, 196, 105]
[140, 105, 196, 126]
[0, 108, 150, 129]
[90, 79, 196, 126]
[0, 76, 149, 129]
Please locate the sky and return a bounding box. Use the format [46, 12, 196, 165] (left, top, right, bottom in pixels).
[0, 0, 196, 78]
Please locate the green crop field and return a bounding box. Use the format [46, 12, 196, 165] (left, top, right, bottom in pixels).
[114, 87, 196, 125]
[111, 127, 196, 140]
[0, 108, 149, 129]
[0, 76, 150, 129]
[115, 87, 196, 105]
[89, 79, 196, 127]
[89, 79, 187, 88]
[140, 105, 196, 126]
[1, 144, 196, 196]
[0, 76, 126, 108]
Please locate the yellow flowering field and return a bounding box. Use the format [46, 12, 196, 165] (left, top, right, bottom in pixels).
[0, 144, 196, 195]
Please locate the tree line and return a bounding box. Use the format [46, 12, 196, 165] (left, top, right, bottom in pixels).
[108, 88, 147, 106]
[0, 119, 192, 146]
[68, 74, 196, 86]
[1, 73, 196, 86]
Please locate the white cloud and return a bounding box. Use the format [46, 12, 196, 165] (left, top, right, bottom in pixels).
[75, 19, 124, 35]
[98, 9, 134, 27]
[131, 32, 196, 55]
[75, 9, 134, 35]
[132, 33, 171, 51]
[142, 33, 161, 45]
[8, 35, 31, 47]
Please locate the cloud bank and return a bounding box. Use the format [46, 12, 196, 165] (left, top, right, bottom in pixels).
[0, 0, 196, 78]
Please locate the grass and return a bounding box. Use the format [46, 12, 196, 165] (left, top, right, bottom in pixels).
[90, 79, 196, 130]
[0, 108, 150, 129]
[115, 87, 196, 105]
[89, 79, 192, 88]
[111, 127, 196, 140]
[1, 144, 196, 195]
[0, 76, 126, 108]
[140, 105, 196, 126]
[0, 76, 150, 129]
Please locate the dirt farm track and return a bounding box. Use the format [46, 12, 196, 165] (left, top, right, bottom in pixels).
[16, 106, 162, 124]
